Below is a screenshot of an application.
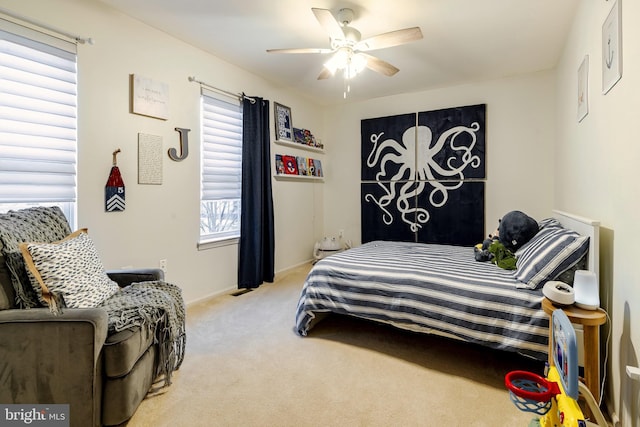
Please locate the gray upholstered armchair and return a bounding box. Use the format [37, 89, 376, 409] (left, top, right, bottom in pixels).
[0, 207, 185, 426]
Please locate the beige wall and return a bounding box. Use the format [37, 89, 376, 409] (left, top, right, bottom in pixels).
[555, 1, 640, 424]
[1, 0, 325, 303]
[321, 71, 557, 244]
[5, 0, 638, 423]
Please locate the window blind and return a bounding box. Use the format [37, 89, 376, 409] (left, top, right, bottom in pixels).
[0, 19, 77, 203]
[201, 89, 242, 203]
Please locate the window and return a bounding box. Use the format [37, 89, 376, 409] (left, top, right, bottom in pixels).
[199, 89, 242, 244]
[0, 19, 78, 225]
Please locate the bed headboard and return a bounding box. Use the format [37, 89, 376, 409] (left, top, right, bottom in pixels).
[552, 210, 600, 278]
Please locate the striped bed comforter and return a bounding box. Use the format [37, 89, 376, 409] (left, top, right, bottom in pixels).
[295, 240, 549, 360]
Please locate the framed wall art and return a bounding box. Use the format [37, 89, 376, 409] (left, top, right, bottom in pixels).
[360, 104, 486, 245]
[130, 74, 170, 120]
[602, 0, 622, 94]
[138, 133, 163, 185]
[274, 102, 293, 141]
[577, 55, 589, 122]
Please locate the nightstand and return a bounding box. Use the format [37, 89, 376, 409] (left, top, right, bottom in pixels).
[541, 297, 607, 400]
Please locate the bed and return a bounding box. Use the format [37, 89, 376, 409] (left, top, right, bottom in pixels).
[295, 210, 600, 361]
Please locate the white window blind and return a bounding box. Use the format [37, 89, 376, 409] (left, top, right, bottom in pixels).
[0, 18, 77, 204]
[200, 89, 242, 242]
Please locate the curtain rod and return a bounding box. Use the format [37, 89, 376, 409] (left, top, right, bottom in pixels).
[188, 76, 256, 104]
[0, 7, 93, 45]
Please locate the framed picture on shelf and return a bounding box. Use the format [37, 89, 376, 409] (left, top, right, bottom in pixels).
[294, 128, 317, 147]
[274, 102, 293, 141]
[275, 154, 285, 174]
[315, 159, 323, 177]
[602, 0, 622, 94]
[282, 155, 298, 175]
[296, 156, 308, 176]
[307, 158, 317, 177]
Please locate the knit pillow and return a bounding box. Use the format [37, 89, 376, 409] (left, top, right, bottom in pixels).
[0, 206, 72, 308]
[19, 229, 120, 309]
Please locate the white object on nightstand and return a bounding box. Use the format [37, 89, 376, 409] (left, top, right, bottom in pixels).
[543, 280, 575, 306]
[573, 270, 600, 310]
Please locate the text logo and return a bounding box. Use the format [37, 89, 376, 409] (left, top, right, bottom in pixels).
[0, 405, 69, 426]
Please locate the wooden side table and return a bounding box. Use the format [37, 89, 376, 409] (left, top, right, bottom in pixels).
[541, 297, 607, 400]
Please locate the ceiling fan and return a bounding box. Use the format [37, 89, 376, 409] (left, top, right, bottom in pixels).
[266, 7, 423, 82]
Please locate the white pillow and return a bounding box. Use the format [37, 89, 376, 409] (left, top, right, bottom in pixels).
[19, 229, 119, 308]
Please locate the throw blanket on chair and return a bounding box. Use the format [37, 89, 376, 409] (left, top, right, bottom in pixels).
[99, 280, 186, 391]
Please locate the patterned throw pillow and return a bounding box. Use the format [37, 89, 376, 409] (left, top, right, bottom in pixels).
[0, 206, 72, 308]
[19, 229, 120, 309]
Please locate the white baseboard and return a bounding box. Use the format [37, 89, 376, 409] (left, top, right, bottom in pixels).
[186, 285, 237, 307]
[274, 259, 313, 277]
[186, 259, 313, 307]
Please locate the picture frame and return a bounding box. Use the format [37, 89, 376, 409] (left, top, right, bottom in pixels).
[577, 55, 589, 122]
[602, 0, 622, 94]
[130, 74, 170, 120]
[138, 133, 163, 185]
[274, 102, 293, 141]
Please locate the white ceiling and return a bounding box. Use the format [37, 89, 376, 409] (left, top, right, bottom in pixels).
[97, 0, 580, 106]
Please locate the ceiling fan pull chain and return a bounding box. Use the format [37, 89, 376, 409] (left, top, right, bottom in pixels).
[343, 70, 353, 99]
[343, 74, 347, 99]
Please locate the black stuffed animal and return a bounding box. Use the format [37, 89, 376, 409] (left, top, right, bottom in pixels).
[474, 226, 499, 262]
[498, 210, 539, 251]
[474, 235, 497, 262]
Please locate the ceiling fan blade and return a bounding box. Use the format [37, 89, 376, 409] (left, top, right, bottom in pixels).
[359, 53, 399, 77]
[312, 8, 345, 40]
[266, 47, 334, 54]
[356, 27, 423, 51]
[317, 68, 333, 80]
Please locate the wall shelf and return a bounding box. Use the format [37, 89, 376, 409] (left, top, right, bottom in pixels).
[274, 174, 323, 182]
[274, 139, 324, 153]
[275, 153, 323, 182]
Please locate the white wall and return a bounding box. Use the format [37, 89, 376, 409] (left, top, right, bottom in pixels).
[322, 72, 557, 244]
[6, 1, 636, 422]
[1, 0, 325, 304]
[555, 1, 640, 425]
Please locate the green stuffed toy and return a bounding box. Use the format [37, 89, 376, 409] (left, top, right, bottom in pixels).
[473, 216, 519, 270]
[488, 240, 517, 270]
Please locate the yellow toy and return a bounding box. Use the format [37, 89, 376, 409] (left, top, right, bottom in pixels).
[505, 309, 608, 427]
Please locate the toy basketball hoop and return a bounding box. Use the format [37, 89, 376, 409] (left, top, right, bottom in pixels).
[504, 310, 602, 426]
[505, 370, 560, 415]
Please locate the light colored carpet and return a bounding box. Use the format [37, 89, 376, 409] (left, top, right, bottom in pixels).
[127, 263, 543, 427]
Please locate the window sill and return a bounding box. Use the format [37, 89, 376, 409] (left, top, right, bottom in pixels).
[197, 236, 239, 251]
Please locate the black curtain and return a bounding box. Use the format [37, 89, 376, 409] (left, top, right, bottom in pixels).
[238, 96, 275, 288]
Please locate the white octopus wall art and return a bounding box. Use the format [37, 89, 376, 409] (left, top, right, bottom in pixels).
[361, 104, 486, 238]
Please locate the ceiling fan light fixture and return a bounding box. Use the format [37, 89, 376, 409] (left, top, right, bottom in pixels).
[323, 61, 338, 75]
[267, 7, 424, 97]
[347, 53, 367, 77]
[323, 48, 349, 75]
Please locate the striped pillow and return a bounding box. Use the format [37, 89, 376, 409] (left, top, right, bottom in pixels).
[514, 224, 589, 289]
[537, 217, 563, 230]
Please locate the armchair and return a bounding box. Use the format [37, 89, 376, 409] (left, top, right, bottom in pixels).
[0, 207, 183, 426]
